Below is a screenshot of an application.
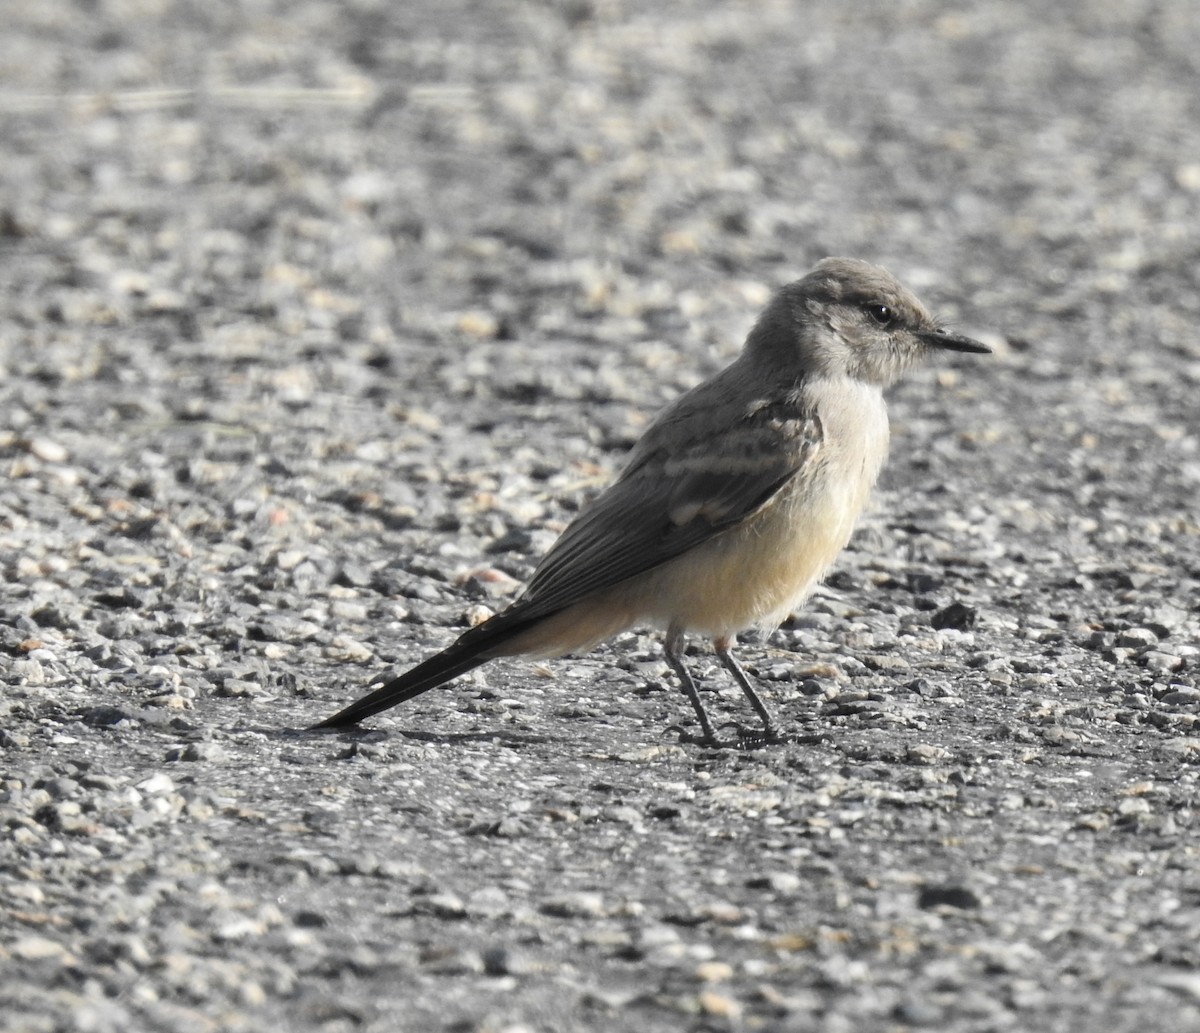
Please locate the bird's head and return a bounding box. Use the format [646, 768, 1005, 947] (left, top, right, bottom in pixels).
[748, 257, 989, 386]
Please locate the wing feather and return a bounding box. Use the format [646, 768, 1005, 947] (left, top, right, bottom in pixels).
[513, 403, 823, 621]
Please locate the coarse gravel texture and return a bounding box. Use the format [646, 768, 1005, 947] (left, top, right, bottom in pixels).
[2, 1, 1200, 1031]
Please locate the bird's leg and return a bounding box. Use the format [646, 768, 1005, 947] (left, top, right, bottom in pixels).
[664, 625, 718, 744]
[714, 636, 778, 741]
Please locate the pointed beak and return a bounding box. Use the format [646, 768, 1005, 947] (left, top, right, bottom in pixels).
[917, 328, 991, 354]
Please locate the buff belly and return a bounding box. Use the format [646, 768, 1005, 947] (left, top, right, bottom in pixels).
[497, 466, 870, 658]
[632, 469, 866, 637]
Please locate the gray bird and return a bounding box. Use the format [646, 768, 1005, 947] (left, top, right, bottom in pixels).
[313, 258, 989, 743]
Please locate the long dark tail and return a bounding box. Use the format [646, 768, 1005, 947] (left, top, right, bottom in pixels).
[309, 608, 538, 729]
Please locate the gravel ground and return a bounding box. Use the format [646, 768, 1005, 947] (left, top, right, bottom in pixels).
[3, 1, 1200, 1031]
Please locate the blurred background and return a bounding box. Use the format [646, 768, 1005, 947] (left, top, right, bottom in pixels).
[2, 0, 1198, 509]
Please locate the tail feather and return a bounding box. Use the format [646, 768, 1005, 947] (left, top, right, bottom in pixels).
[310, 607, 539, 729]
[310, 645, 490, 729]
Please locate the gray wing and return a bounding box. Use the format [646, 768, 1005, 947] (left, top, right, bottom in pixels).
[512, 403, 824, 621]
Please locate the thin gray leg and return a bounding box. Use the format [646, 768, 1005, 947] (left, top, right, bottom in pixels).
[714, 638, 776, 739]
[664, 625, 717, 744]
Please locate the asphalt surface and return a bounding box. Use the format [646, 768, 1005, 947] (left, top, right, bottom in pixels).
[2, 2, 1199, 1031]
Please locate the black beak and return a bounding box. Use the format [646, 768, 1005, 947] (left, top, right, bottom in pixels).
[918, 328, 991, 354]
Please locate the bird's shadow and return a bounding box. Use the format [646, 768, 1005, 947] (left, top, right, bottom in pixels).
[259, 718, 830, 752]
[268, 724, 556, 748]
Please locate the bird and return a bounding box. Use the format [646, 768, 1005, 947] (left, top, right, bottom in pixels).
[311, 258, 989, 743]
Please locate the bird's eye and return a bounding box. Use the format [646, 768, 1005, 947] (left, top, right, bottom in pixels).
[864, 303, 896, 327]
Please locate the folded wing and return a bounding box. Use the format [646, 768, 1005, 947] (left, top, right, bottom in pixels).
[515, 404, 824, 621]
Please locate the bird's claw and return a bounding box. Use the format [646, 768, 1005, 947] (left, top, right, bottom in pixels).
[719, 720, 793, 749]
[664, 722, 722, 747]
[665, 721, 792, 749]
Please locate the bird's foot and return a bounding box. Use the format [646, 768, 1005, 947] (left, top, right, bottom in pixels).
[665, 722, 722, 748]
[665, 721, 793, 749]
[719, 721, 794, 749]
